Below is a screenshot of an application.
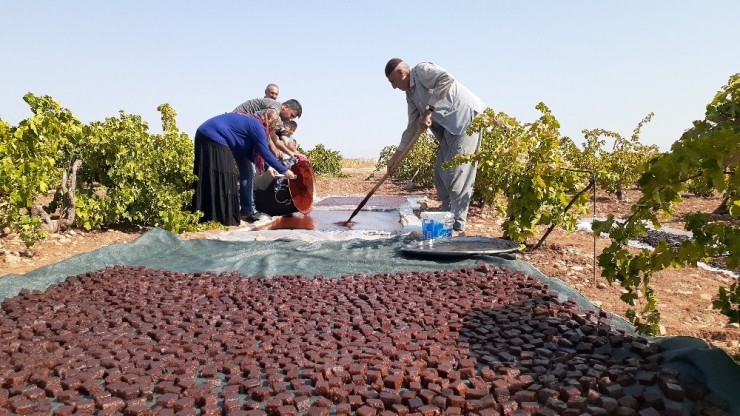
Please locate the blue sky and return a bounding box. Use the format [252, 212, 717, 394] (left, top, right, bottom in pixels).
[2, 1, 738, 158]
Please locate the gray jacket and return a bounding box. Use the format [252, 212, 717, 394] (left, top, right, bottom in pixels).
[232, 98, 281, 114]
[400, 62, 485, 150]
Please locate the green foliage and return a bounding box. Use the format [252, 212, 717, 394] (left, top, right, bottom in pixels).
[374, 131, 438, 186]
[568, 114, 660, 199]
[0, 94, 83, 246]
[0, 94, 207, 248]
[714, 281, 740, 325]
[457, 104, 591, 243]
[374, 146, 396, 176]
[685, 177, 716, 198]
[305, 144, 343, 176]
[594, 73, 740, 332]
[74, 104, 202, 232]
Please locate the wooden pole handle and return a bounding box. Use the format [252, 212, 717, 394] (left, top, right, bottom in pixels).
[345, 128, 425, 223]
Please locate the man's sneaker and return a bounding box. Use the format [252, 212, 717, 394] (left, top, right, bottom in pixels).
[241, 211, 271, 223]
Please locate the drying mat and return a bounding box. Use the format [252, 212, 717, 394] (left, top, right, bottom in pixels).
[314, 195, 409, 209]
[2, 265, 738, 414]
[1, 229, 738, 414]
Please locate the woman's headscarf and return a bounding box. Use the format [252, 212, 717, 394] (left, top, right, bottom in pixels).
[247, 108, 283, 173]
[252, 108, 283, 137]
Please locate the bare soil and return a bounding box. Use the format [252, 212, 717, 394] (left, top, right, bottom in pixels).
[1, 165, 738, 358]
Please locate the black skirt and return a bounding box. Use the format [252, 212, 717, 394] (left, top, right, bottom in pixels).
[191, 135, 240, 226]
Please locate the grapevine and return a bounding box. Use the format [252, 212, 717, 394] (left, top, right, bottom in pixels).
[0, 94, 208, 248]
[593, 73, 740, 331]
[304, 144, 343, 177]
[565, 113, 660, 201]
[0, 94, 84, 246]
[456, 104, 591, 244]
[373, 131, 438, 187]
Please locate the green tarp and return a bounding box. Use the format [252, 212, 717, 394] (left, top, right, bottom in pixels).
[2, 228, 738, 414]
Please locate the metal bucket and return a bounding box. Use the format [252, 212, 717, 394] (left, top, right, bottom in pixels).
[254, 159, 315, 216]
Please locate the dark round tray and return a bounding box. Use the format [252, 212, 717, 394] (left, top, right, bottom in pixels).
[401, 236, 520, 257]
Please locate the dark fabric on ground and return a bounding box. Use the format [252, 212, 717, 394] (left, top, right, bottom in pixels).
[659, 337, 740, 414]
[191, 136, 240, 226]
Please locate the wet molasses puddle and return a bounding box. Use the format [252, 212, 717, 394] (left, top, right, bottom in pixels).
[215, 195, 420, 241]
[267, 211, 403, 233]
[269, 215, 317, 230]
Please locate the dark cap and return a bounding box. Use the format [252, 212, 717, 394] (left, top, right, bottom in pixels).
[384, 58, 403, 77]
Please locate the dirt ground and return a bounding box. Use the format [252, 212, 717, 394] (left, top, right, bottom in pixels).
[1, 165, 738, 359]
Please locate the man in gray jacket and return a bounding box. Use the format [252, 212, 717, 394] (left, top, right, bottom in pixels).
[385, 58, 485, 233]
[232, 98, 302, 122]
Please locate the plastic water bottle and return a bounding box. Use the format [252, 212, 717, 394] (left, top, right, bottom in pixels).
[421, 212, 453, 244]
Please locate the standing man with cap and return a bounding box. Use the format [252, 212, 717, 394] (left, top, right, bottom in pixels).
[384, 58, 485, 234]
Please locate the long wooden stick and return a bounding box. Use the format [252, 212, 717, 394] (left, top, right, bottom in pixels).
[345, 128, 425, 224]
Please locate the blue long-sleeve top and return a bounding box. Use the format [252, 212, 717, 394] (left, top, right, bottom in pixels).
[196, 113, 288, 174]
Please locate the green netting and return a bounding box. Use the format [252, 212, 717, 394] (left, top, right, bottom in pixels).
[1, 228, 738, 414]
[0, 229, 584, 308]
